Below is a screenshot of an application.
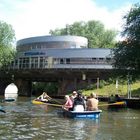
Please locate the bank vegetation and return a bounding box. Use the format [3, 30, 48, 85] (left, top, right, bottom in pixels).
[82, 80, 140, 98]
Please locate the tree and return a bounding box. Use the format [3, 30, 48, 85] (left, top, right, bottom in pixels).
[49, 20, 117, 48]
[0, 21, 16, 68]
[112, 4, 140, 77]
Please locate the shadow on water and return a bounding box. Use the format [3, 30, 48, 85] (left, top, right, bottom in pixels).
[0, 96, 140, 140]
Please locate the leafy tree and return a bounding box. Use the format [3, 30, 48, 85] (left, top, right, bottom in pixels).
[0, 21, 16, 68]
[49, 20, 117, 48]
[32, 82, 58, 95]
[112, 4, 140, 77]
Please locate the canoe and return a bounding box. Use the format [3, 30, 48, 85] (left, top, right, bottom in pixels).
[62, 109, 102, 119]
[32, 99, 47, 105]
[32, 99, 62, 106]
[32, 92, 60, 105]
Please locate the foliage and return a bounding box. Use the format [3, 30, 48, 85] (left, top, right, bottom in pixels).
[32, 82, 58, 95]
[82, 80, 140, 97]
[49, 20, 117, 48]
[112, 4, 140, 78]
[0, 47, 16, 68]
[0, 21, 15, 68]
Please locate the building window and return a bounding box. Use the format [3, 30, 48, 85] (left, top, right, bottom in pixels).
[60, 59, 64, 64]
[40, 57, 45, 68]
[66, 58, 70, 64]
[31, 57, 38, 68]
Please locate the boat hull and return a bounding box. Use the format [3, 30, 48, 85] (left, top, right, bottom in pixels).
[32, 99, 61, 106]
[63, 109, 102, 119]
[32, 99, 47, 105]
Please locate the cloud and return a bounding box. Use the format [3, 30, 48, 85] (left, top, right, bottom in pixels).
[0, 0, 133, 40]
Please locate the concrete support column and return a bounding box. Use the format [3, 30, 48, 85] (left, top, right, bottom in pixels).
[58, 78, 68, 95]
[88, 78, 91, 85]
[15, 79, 32, 96]
[57, 78, 79, 95]
[0, 78, 11, 95]
[73, 78, 77, 90]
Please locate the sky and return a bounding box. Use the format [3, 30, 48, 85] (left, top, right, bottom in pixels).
[0, 0, 139, 41]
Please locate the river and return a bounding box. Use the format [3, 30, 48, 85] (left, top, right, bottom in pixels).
[0, 96, 140, 140]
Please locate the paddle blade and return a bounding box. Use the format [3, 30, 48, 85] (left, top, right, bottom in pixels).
[113, 101, 126, 105]
[99, 101, 126, 107]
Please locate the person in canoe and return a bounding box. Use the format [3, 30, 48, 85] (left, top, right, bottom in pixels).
[108, 94, 116, 103]
[62, 95, 73, 111]
[37, 92, 52, 102]
[86, 93, 99, 111]
[115, 94, 122, 102]
[108, 94, 122, 103]
[73, 92, 86, 112]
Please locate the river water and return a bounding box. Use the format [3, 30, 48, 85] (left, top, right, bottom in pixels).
[0, 96, 140, 140]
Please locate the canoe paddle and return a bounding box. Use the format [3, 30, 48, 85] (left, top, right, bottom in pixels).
[98, 101, 126, 107]
[44, 101, 126, 108]
[46, 103, 63, 107]
[45, 93, 62, 105]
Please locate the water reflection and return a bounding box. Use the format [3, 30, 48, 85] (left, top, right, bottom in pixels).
[0, 97, 140, 140]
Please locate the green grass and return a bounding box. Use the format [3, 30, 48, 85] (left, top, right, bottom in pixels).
[82, 80, 140, 97]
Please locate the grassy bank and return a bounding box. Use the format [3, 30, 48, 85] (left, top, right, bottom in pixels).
[82, 80, 140, 97]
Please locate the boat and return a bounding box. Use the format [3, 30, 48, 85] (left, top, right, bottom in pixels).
[32, 92, 62, 106]
[108, 94, 127, 109]
[62, 109, 102, 119]
[32, 99, 59, 104]
[32, 99, 47, 105]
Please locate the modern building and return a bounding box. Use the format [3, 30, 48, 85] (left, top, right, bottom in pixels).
[9, 35, 113, 95]
[12, 35, 112, 70]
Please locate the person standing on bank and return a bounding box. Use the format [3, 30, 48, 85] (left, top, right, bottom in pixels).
[73, 92, 85, 112]
[86, 93, 99, 111]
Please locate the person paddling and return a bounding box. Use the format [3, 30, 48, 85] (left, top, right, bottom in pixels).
[86, 93, 99, 111]
[62, 95, 73, 111]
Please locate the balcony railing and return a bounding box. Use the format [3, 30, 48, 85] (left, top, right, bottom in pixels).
[9, 56, 113, 70]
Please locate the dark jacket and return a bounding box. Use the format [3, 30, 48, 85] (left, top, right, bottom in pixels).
[73, 96, 85, 109]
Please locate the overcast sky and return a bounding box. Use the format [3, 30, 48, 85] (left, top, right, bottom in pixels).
[0, 0, 139, 41]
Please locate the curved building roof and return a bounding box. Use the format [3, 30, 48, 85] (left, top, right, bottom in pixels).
[16, 35, 88, 48]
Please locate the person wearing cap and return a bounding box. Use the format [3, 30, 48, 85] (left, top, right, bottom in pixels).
[86, 92, 99, 111]
[62, 95, 73, 111]
[70, 91, 77, 103]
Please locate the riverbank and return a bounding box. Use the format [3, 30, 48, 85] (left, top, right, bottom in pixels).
[82, 80, 140, 98]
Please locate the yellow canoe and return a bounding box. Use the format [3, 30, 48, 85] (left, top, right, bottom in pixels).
[32, 99, 47, 105]
[32, 99, 63, 108]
